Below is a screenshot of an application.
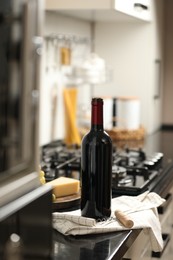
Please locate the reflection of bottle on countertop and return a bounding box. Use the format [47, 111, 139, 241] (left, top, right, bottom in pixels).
[81, 98, 112, 220]
[3, 233, 23, 260]
[79, 238, 110, 260]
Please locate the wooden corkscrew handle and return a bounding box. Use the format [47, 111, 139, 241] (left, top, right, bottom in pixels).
[114, 210, 134, 228]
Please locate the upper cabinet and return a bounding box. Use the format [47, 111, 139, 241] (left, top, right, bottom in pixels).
[45, 0, 152, 22]
[45, 0, 112, 10]
[115, 0, 151, 21]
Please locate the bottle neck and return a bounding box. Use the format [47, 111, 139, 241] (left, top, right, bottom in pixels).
[91, 98, 104, 130]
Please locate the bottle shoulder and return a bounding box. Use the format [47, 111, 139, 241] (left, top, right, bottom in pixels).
[82, 129, 112, 144]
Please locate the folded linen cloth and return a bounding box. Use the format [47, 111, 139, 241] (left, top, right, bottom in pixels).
[52, 191, 165, 252]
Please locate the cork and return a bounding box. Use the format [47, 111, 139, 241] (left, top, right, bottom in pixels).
[114, 210, 134, 228]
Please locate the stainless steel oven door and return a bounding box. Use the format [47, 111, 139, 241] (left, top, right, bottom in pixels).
[0, 0, 44, 207]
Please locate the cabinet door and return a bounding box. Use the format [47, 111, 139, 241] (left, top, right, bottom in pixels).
[115, 0, 151, 21]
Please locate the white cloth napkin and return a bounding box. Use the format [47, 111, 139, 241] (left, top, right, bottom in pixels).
[52, 191, 165, 252]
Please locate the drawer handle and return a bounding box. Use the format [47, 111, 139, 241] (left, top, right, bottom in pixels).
[158, 193, 172, 214]
[134, 3, 148, 10]
[152, 233, 170, 258]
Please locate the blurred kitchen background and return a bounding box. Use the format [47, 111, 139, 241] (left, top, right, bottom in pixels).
[1, 1, 173, 259]
[39, 0, 173, 147]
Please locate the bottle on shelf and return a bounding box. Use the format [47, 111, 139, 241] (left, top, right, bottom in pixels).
[81, 98, 112, 219]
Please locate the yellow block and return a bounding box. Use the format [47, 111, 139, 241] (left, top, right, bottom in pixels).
[47, 177, 80, 198]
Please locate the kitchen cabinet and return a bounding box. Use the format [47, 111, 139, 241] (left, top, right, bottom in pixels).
[45, 0, 151, 22]
[45, 0, 111, 10]
[123, 188, 173, 259]
[115, 0, 151, 21]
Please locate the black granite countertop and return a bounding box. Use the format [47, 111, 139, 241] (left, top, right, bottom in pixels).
[52, 129, 173, 260]
[53, 229, 141, 260]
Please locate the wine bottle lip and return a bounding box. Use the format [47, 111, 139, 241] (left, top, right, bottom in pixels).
[92, 98, 103, 104]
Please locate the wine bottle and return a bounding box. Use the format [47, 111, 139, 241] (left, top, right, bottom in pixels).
[81, 98, 112, 219]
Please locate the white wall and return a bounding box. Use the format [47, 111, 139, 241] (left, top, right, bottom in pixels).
[39, 12, 91, 145]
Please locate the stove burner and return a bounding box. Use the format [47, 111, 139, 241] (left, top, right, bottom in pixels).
[112, 165, 127, 179]
[112, 165, 133, 186]
[119, 176, 133, 186]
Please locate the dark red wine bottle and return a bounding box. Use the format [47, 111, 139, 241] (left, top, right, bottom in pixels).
[81, 98, 112, 219]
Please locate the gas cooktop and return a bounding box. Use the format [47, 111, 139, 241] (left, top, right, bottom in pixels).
[40, 140, 164, 196]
